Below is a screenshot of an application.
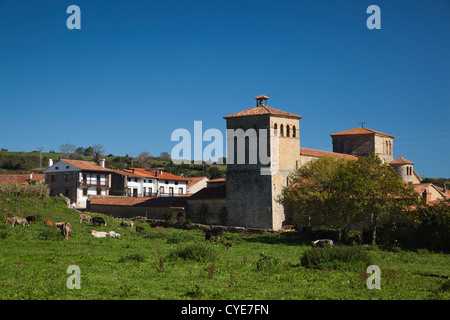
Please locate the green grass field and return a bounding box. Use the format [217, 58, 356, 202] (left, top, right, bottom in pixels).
[0, 195, 449, 300]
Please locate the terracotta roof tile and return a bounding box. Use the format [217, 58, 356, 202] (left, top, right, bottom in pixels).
[390, 157, 414, 165]
[223, 105, 302, 120]
[0, 174, 45, 185]
[61, 159, 113, 172]
[330, 127, 395, 138]
[89, 196, 188, 208]
[300, 148, 358, 160]
[131, 168, 190, 181]
[187, 176, 208, 188]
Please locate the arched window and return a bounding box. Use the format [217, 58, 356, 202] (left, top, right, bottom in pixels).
[274, 123, 278, 136]
[286, 125, 290, 137]
[292, 126, 296, 137]
[280, 124, 284, 137]
[389, 141, 392, 155]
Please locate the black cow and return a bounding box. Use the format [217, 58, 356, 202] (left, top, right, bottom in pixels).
[92, 217, 106, 226]
[205, 228, 223, 242]
[26, 216, 36, 224]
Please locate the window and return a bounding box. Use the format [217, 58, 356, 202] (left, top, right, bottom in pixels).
[97, 188, 102, 195]
[274, 123, 278, 136]
[280, 124, 284, 137]
[83, 189, 88, 196]
[64, 174, 70, 182]
[50, 174, 56, 182]
[286, 125, 290, 137]
[169, 187, 174, 196]
[179, 188, 183, 195]
[175, 181, 178, 185]
[293, 126, 296, 138]
[66, 166, 70, 169]
[160, 186, 164, 194]
[149, 187, 152, 196]
[165, 181, 169, 184]
[55, 167, 59, 170]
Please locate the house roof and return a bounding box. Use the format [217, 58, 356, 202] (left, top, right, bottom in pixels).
[207, 178, 226, 183]
[188, 185, 226, 200]
[89, 196, 188, 208]
[131, 168, 190, 181]
[111, 169, 156, 178]
[300, 147, 358, 161]
[223, 105, 302, 120]
[187, 176, 208, 188]
[0, 174, 45, 185]
[330, 127, 395, 138]
[59, 159, 113, 172]
[390, 157, 414, 165]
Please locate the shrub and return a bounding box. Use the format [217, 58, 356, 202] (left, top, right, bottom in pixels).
[253, 252, 281, 273]
[166, 232, 194, 244]
[168, 243, 216, 262]
[301, 246, 372, 271]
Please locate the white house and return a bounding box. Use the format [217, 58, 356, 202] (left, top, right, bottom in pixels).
[44, 159, 113, 209]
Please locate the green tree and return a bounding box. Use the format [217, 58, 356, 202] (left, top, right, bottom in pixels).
[279, 154, 420, 244]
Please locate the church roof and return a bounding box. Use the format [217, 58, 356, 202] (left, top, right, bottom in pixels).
[223, 105, 302, 120]
[330, 127, 395, 138]
[300, 148, 358, 160]
[390, 157, 414, 165]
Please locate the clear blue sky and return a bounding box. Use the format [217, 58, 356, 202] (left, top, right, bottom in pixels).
[0, 0, 449, 177]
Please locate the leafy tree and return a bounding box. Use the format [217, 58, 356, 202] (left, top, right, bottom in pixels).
[279, 154, 420, 244]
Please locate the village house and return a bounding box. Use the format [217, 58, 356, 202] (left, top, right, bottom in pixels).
[187, 176, 209, 194]
[110, 167, 190, 197]
[44, 158, 113, 209]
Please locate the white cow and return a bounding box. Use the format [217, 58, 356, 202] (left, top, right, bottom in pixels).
[107, 231, 121, 238]
[91, 230, 108, 238]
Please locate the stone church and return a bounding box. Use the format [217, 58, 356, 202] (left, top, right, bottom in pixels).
[222, 95, 423, 231]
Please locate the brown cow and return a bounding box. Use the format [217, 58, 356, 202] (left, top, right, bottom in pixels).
[136, 226, 145, 233]
[44, 220, 53, 227]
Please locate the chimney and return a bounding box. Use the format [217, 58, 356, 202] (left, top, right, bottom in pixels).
[100, 159, 105, 168]
[30, 173, 33, 180]
[48, 159, 53, 167]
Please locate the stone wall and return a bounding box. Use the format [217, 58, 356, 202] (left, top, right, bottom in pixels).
[186, 198, 227, 225]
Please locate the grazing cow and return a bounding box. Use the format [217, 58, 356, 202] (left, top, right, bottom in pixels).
[204, 228, 224, 242]
[44, 220, 53, 227]
[223, 242, 233, 248]
[11, 217, 29, 228]
[54, 222, 65, 229]
[91, 230, 108, 238]
[79, 214, 92, 224]
[56, 222, 72, 239]
[136, 226, 145, 233]
[92, 217, 106, 226]
[312, 239, 334, 247]
[5, 216, 12, 224]
[119, 220, 134, 228]
[106, 231, 121, 238]
[26, 216, 36, 224]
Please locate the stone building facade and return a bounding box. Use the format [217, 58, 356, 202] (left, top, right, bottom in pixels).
[223, 95, 302, 230]
[330, 127, 395, 164]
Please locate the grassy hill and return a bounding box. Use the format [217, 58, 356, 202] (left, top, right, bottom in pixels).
[0, 194, 449, 300]
[0, 150, 226, 179]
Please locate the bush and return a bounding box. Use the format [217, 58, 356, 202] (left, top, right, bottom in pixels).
[253, 252, 281, 273]
[168, 243, 216, 262]
[166, 232, 194, 244]
[301, 246, 372, 271]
